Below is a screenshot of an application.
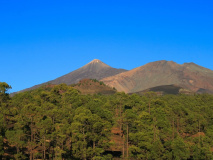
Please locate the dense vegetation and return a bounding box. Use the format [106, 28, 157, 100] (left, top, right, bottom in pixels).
[1, 82, 213, 159]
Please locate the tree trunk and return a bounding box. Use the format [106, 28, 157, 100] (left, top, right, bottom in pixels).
[30, 117, 33, 160]
[83, 127, 86, 160]
[127, 124, 129, 159]
[198, 120, 200, 144]
[173, 117, 175, 140]
[149, 101, 151, 115]
[29, 139, 32, 160]
[70, 138, 72, 158]
[16, 146, 19, 156]
[44, 136, 46, 160]
[42, 140, 44, 160]
[33, 127, 35, 160]
[119, 104, 122, 132]
[153, 117, 156, 142]
[123, 133, 125, 159]
[93, 141, 95, 150]
[116, 105, 118, 117]
[177, 117, 179, 134]
[93, 129, 95, 152]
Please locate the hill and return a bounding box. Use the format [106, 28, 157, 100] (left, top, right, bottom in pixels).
[101, 60, 213, 93]
[72, 79, 116, 95]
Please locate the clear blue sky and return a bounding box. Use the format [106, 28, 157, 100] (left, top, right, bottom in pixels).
[1, 0, 213, 92]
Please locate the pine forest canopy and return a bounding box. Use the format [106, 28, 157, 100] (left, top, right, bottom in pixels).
[0, 82, 11, 94]
[1, 82, 213, 159]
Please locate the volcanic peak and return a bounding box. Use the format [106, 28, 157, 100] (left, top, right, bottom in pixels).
[84, 59, 111, 69]
[89, 59, 102, 64]
[12, 59, 127, 95]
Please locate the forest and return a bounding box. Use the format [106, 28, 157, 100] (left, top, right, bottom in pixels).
[1, 82, 213, 160]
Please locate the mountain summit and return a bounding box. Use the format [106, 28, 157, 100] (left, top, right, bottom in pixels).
[81, 59, 111, 72]
[88, 59, 108, 65]
[87, 59, 110, 66]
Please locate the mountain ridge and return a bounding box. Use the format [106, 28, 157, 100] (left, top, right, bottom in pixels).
[13, 59, 213, 95]
[101, 60, 213, 93]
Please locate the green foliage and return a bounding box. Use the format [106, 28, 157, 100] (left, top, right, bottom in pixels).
[171, 136, 190, 160]
[1, 82, 213, 159]
[0, 82, 11, 94]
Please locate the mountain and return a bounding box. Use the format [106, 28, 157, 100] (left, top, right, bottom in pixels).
[47, 59, 127, 85]
[101, 60, 213, 93]
[16, 59, 127, 93]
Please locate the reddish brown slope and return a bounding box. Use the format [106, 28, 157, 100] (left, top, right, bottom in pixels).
[101, 60, 213, 93]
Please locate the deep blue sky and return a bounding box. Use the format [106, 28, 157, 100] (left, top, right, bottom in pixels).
[1, 0, 213, 92]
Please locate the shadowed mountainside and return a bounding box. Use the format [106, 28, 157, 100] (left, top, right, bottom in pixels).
[131, 84, 193, 95]
[101, 60, 213, 93]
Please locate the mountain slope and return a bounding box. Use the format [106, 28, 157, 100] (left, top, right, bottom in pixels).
[50, 59, 127, 85]
[16, 59, 127, 93]
[101, 60, 213, 93]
